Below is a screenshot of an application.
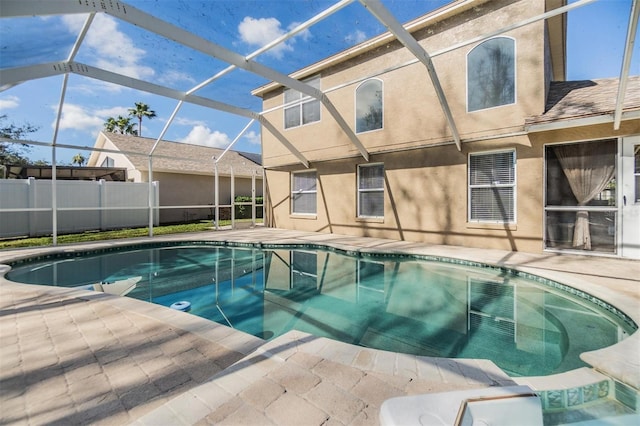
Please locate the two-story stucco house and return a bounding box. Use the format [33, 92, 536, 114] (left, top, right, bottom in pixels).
[252, 0, 640, 259]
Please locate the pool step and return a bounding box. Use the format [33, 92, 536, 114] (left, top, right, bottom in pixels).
[515, 368, 639, 413]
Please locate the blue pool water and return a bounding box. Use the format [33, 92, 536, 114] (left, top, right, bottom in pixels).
[6, 243, 636, 377]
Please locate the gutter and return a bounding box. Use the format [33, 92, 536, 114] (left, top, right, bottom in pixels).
[525, 110, 640, 133]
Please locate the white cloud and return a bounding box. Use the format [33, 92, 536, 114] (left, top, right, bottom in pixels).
[243, 130, 261, 145]
[174, 117, 207, 127]
[62, 14, 154, 81]
[0, 95, 20, 110]
[238, 16, 311, 59]
[157, 70, 197, 86]
[96, 106, 130, 117]
[345, 30, 367, 44]
[179, 125, 230, 148]
[56, 103, 104, 132]
[55, 104, 128, 133]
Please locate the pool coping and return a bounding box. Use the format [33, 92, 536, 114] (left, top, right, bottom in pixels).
[1, 228, 639, 422]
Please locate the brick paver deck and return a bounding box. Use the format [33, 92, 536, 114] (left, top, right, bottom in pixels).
[1, 229, 638, 425]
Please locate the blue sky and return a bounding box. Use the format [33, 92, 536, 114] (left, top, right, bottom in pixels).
[0, 0, 638, 165]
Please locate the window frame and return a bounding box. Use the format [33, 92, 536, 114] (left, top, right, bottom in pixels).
[283, 75, 321, 129]
[355, 78, 384, 134]
[357, 163, 385, 219]
[466, 36, 517, 113]
[100, 156, 115, 167]
[542, 139, 619, 254]
[291, 170, 317, 216]
[468, 149, 517, 224]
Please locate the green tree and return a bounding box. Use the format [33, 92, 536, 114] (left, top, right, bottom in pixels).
[0, 114, 39, 166]
[71, 153, 86, 167]
[103, 116, 117, 133]
[128, 102, 156, 137]
[116, 115, 137, 135]
[103, 115, 137, 135]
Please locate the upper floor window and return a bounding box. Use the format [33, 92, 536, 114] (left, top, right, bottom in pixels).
[358, 163, 384, 218]
[291, 170, 317, 215]
[100, 156, 115, 167]
[468, 150, 516, 223]
[355, 79, 383, 133]
[284, 75, 321, 129]
[467, 37, 515, 112]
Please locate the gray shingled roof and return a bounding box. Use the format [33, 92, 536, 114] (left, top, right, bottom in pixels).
[526, 76, 640, 126]
[103, 133, 262, 177]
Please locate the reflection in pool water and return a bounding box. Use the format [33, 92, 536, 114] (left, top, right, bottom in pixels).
[6, 244, 635, 377]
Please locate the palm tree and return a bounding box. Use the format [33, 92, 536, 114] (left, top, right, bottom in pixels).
[116, 115, 137, 135]
[103, 117, 118, 133]
[128, 102, 156, 137]
[104, 116, 137, 135]
[71, 153, 86, 167]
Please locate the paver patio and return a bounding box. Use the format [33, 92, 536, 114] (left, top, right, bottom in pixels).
[1, 229, 638, 425]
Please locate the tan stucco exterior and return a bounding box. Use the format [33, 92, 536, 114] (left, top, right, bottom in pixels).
[259, 0, 548, 167]
[256, 0, 639, 257]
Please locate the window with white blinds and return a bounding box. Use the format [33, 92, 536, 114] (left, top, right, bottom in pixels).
[358, 163, 384, 218]
[291, 170, 317, 215]
[284, 75, 321, 129]
[468, 151, 516, 223]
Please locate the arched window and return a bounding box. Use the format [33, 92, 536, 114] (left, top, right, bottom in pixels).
[467, 37, 515, 112]
[355, 79, 383, 133]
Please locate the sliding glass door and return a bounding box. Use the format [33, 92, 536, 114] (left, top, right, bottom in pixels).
[544, 139, 618, 254]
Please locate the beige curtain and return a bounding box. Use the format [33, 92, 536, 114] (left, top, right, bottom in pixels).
[554, 142, 615, 250]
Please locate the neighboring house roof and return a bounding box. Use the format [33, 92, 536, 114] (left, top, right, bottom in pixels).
[4, 165, 127, 181]
[526, 76, 640, 127]
[96, 132, 262, 177]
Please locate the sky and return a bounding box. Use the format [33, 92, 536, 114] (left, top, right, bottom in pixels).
[0, 0, 638, 165]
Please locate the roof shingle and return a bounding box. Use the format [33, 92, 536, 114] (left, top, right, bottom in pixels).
[526, 76, 640, 126]
[102, 133, 262, 177]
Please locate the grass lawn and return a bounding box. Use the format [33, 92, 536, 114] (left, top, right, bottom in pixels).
[0, 220, 261, 249]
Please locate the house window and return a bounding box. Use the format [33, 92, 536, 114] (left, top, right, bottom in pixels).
[467, 37, 515, 112]
[358, 163, 384, 218]
[544, 140, 617, 253]
[284, 75, 321, 129]
[100, 156, 114, 167]
[468, 151, 516, 223]
[291, 170, 317, 215]
[356, 79, 383, 133]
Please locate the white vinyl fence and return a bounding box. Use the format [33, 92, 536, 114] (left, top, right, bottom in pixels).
[0, 178, 158, 238]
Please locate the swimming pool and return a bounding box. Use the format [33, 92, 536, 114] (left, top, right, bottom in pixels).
[5, 242, 636, 377]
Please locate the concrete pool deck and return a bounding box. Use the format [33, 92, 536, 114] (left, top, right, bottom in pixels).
[1, 228, 638, 425]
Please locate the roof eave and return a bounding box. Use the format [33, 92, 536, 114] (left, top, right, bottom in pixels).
[526, 109, 640, 133]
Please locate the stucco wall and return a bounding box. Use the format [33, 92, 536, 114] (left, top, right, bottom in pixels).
[258, 0, 563, 253]
[265, 134, 548, 253]
[260, 0, 547, 168]
[155, 172, 263, 224]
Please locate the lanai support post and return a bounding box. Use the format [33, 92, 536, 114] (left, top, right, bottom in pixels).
[614, 0, 639, 130]
[214, 158, 219, 231]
